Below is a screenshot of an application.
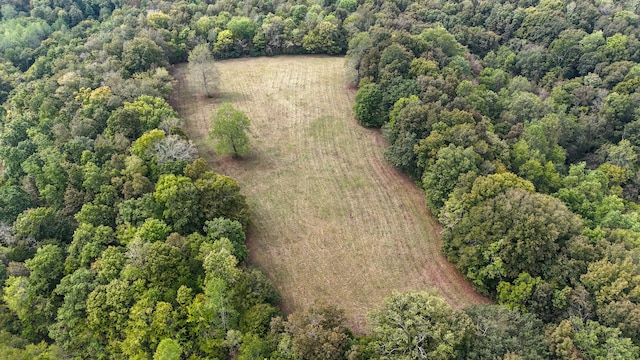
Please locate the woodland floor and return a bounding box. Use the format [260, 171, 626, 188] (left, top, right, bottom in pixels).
[171, 55, 489, 333]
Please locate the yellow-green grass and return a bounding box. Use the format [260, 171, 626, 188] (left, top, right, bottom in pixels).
[170, 55, 489, 333]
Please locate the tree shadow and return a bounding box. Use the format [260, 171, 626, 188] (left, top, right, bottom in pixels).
[216, 91, 244, 103]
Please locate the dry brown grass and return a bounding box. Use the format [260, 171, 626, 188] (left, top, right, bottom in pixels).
[170, 55, 489, 333]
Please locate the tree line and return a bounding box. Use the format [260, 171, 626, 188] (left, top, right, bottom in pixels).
[350, 0, 640, 357]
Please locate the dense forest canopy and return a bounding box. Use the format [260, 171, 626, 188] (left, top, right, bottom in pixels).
[1, 0, 640, 358]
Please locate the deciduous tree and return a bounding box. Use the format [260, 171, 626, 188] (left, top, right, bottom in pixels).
[154, 338, 182, 360]
[353, 83, 384, 127]
[284, 302, 350, 360]
[547, 317, 639, 359]
[188, 43, 218, 98]
[122, 37, 166, 76]
[209, 103, 251, 158]
[422, 144, 480, 212]
[444, 189, 584, 293]
[369, 291, 471, 359]
[461, 305, 549, 360]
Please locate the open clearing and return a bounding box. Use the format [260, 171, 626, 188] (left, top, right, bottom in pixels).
[171, 55, 489, 332]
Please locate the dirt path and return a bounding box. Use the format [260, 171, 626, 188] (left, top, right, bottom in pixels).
[170, 55, 489, 333]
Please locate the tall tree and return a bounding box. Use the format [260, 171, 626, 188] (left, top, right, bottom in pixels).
[353, 83, 385, 127]
[49, 268, 97, 353]
[283, 302, 350, 360]
[547, 317, 639, 359]
[444, 189, 584, 294]
[368, 291, 471, 359]
[154, 338, 182, 360]
[461, 305, 549, 360]
[422, 144, 480, 212]
[121, 37, 166, 77]
[209, 103, 251, 158]
[188, 43, 218, 98]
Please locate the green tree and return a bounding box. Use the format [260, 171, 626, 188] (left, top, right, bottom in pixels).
[14, 207, 72, 244]
[303, 20, 346, 55]
[580, 257, 640, 340]
[117, 193, 163, 227]
[227, 17, 257, 43]
[461, 305, 549, 360]
[496, 272, 543, 312]
[154, 174, 202, 234]
[187, 276, 238, 356]
[154, 172, 248, 234]
[209, 103, 251, 158]
[204, 217, 248, 262]
[122, 37, 166, 76]
[516, 2, 569, 46]
[200, 238, 241, 285]
[131, 130, 166, 159]
[504, 91, 547, 124]
[137, 241, 189, 295]
[368, 291, 471, 359]
[105, 106, 142, 139]
[444, 189, 584, 293]
[547, 29, 586, 76]
[74, 202, 116, 228]
[121, 297, 177, 358]
[196, 172, 249, 229]
[240, 303, 280, 335]
[547, 317, 639, 360]
[422, 144, 480, 212]
[188, 43, 218, 98]
[337, 0, 357, 12]
[353, 83, 385, 127]
[554, 163, 609, 224]
[421, 26, 466, 58]
[0, 185, 34, 224]
[93, 246, 126, 285]
[518, 159, 562, 194]
[154, 338, 182, 360]
[4, 245, 63, 341]
[237, 333, 274, 360]
[64, 223, 115, 273]
[284, 302, 350, 360]
[134, 218, 171, 243]
[124, 95, 178, 133]
[86, 279, 139, 345]
[232, 268, 280, 313]
[378, 43, 414, 78]
[439, 172, 534, 230]
[214, 30, 234, 56]
[49, 268, 96, 353]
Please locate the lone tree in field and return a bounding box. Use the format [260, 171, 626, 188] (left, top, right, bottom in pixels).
[188, 43, 218, 98]
[209, 103, 251, 158]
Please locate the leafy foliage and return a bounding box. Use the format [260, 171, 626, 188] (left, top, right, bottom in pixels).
[461, 305, 549, 360]
[281, 303, 350, 360]
[209, 103, 251, 158]
[344, 0, 640, 347]
[3, 0, 640, 356]
[353, 83, 385, 127]
[368, 291, 471, 359]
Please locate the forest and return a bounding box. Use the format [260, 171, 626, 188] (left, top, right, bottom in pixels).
[0, 0, 640, 359]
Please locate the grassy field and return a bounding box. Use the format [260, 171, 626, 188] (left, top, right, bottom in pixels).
[170, 55, 489, 332]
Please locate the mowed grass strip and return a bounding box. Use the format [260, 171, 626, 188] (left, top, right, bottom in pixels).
[171, 55, 489, 333]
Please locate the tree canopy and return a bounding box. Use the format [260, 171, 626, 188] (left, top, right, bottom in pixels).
[2, 0, 640, 356]
[209, 103, 251, 158]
